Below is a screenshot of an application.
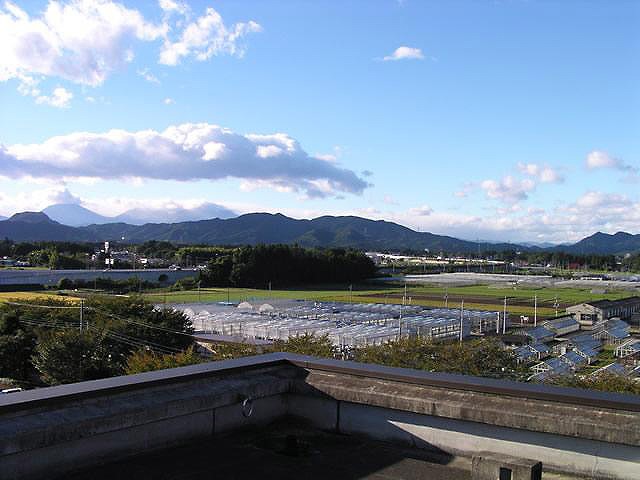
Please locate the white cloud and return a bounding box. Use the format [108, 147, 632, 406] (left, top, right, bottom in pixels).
[409, 205, 433, 216]
[517, 163, 564, 184]
[0, 1, 165, 87]
[0, 123, 370, 198]
[586, 150, 636, 173]
[158, 0, 189, 16]
[159, 7, 262, 66]
[35, 86, 73, 108]
[480, 176, 535, 203]
[0, 185, 80, 216]
[137, 68, 160, 84]
[163, 97, 175, 104]
[586, 151, 619, 170]
[0, 1, 260, 103]
[382, 46, 424, 61]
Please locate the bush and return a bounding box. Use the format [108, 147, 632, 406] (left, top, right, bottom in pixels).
[57, 278, 74, 290]
[272, 333, 335, 358]
[125, 346, 202, 374]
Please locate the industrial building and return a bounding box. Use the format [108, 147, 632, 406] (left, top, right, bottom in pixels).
[566, 296, 640, 328]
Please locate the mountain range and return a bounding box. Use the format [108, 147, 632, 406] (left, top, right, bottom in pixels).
[0, 210, 639, 255]
[41, 203, 236, 227]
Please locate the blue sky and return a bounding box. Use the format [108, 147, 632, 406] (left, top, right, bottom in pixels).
[0, 0, 638, 242]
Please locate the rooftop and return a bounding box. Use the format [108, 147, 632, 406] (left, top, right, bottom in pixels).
[2, 353, 639, 480]
[65, 420, 473, 480]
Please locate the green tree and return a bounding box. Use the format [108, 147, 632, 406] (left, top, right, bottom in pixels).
[273, 333, 335, 358]
[125, 346, 202, 374]
[0, 310, 37, 380]
[33, 330, 119, 385]
[85, 296, 195, 367]
[354, 337, 525, 380]
[48, 248, 60, 269]
[547, 373, 640, 395]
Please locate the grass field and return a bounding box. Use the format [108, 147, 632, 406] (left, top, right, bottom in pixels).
[141, 282, 636, 319]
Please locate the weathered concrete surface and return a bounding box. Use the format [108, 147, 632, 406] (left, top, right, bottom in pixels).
[299, 369, 640, 446]
[0, 365, 294, 479]
[1, 353, 639, 480]
[472, 452, 542, 480]
[336, 401, 640, 480]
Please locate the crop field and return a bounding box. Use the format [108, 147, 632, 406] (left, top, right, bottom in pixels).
[142, 282, 635, 319]
[0, 291, 80, 304]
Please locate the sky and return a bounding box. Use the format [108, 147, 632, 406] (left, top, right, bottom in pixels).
[0, 0, 638, 243]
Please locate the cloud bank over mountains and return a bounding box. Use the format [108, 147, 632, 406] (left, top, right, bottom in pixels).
[0, 123, 370, 198]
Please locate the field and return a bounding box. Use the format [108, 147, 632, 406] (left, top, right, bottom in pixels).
[0, 278, 634, 319]
[0, 291, 81, 304]
[141, 282, 635, 319]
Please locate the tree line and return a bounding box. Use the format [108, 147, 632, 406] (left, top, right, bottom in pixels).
[200, 245, 377, 288]
[0, 296, 193, 386]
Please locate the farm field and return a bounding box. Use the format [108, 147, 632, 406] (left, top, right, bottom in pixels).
[0, 291, 81, 304]
[142, 282, 634, 319]
[0, 280, 633, 319]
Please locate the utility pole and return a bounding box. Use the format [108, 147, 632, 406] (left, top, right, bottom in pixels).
[534, 295, 538, 326]
[503, 296, 507, 334]
[198, 281, 201, 302]
[496, 312, 500, 334]
[79, 299, 84, 332]
[459, 299, 464, 343]
[554, 296, 559, 317]
[444, 287, 449, 309]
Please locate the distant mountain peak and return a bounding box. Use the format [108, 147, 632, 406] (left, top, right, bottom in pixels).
[43, 203, 110, 227]
[8, 212, 56, 224]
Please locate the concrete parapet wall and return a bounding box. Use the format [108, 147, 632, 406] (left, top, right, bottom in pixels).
[1, 353, 639, 479]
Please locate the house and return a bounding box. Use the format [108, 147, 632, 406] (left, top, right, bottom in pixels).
[514, 345, 537, 365]
[592, 318, 630, 345]
[518, 325, 555, 344]
[529, 356, 573, 380]
[541, 315, 580, 336]
[554, 332, 602, 361]
[559, 351, 588, 370]
[566, 297, 640, 328]
[514, 343, 550, 365]
[530, 343, 551, 359]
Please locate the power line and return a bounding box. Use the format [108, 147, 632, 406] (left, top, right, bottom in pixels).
[87, 306, 195, 338]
